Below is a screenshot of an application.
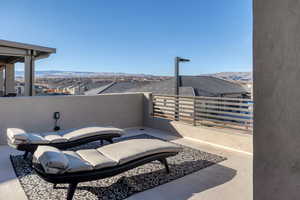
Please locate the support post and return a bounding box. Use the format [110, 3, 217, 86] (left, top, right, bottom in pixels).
[24, 52, 35, 96]
[0, 67, 4, 96]
[5, 63, 15, 95]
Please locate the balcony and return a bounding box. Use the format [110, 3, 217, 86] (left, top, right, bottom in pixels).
[0, 93, 252, 200]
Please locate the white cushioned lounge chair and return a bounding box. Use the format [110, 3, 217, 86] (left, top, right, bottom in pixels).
[7, 126, 125, 158]
[32, 138, 182, 200]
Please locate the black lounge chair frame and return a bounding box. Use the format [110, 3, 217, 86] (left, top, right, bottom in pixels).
[17, 133, 121, 159]
[33, 151, 178, 200]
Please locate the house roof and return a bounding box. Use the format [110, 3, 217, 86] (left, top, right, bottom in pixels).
[180, 76, 247, 96]
[97, 76, 247, 97]
[84, 82, 116, 95]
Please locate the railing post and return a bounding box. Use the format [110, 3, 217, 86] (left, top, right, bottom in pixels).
[163, 98, 167, 119]
[193, 96, 196, 126]
[174, 95, 179, 121]
[245, 122, 249, 130]
[149, 93, 154, 118]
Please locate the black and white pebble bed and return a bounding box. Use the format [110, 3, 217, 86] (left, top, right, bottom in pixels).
[10, 134, 226, 200]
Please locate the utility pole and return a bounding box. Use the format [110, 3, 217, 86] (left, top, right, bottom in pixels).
[174, 57, 190, 120]
[174, 57, 190, 95]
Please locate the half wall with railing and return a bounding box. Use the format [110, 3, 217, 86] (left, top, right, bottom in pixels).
[152, 94, 253, 130]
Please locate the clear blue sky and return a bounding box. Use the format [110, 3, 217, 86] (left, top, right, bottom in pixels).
[0, 0, 252, 76]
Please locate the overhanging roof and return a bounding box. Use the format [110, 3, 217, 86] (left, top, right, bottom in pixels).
[0, 39, 56, 64]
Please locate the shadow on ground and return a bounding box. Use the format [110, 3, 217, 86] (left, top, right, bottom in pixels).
[54, 162, 236, 200]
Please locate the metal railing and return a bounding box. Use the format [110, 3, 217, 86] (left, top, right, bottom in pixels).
[152, 94, 253, 130]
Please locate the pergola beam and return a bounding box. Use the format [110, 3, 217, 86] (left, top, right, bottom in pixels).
[0, 46, 27, 57]
[0, 39, 56, 54]
[6, 57, 23, 64]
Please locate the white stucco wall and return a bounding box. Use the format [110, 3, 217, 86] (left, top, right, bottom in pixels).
[0, 93, 144, 144]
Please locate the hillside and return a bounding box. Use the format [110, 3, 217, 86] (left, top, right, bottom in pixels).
[206, 72, 252, 82]
[15, 70, 155, 78]
[15, 70, 252, 82]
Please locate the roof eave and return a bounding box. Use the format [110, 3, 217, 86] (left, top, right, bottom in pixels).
[0, 39, 56, 54]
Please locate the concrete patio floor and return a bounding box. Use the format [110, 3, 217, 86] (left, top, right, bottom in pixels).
[0, 127, 252, 200]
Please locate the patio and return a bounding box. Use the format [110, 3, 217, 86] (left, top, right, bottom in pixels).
[0, 126, 252, 200]
[1, 0, 300, 199]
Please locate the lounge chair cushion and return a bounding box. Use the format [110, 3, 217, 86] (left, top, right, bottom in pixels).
[98, 139, 182, 165]
[7, 126, 124, 146]
[33, 146, 69, 174]
[26, 133, 50, 144]
[7, 128, 50, 145]
[76, 149, 118, 169]
[62, 126, 124, 141]
[63, 151, 93, 173]
[41, 132, 68, 143]
[7, 128, 27, 141]
[34, 138, 181, 174]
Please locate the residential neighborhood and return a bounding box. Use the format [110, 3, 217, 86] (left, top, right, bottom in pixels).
[2, 71, 252, 98]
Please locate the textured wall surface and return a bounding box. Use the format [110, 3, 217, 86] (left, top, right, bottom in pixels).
[0, 93, 143, 144]
[254, 0, 300, 199]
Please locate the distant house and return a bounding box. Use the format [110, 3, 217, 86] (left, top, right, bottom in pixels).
[84, 82, 116, 95]
[85, 76, 249, 98]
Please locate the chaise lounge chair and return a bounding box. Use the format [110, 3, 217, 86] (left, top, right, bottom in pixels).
[7, 126, 125, 158]
[32, 138, 181, 200]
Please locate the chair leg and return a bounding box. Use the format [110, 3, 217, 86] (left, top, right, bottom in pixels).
[105, 138, 114, 144]
[158, 158, 170, 174]
[23, 151, 28, 159]
[66, 182, 78, 200]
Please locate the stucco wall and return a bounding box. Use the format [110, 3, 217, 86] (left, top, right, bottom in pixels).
[253, 1, 300, 199]
[143, 93, 252, 153]
[0, 93, 143, 144]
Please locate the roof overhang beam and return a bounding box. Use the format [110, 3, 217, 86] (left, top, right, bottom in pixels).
[0, 46, 27, 57]
[0, 39, 56, 54]
[0, 39, 56, 64]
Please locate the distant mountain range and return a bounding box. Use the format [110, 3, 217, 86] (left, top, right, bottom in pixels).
[15, 70, 156, 78]
[206, 72, 252, 82]
[15, 70, 252, 81]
